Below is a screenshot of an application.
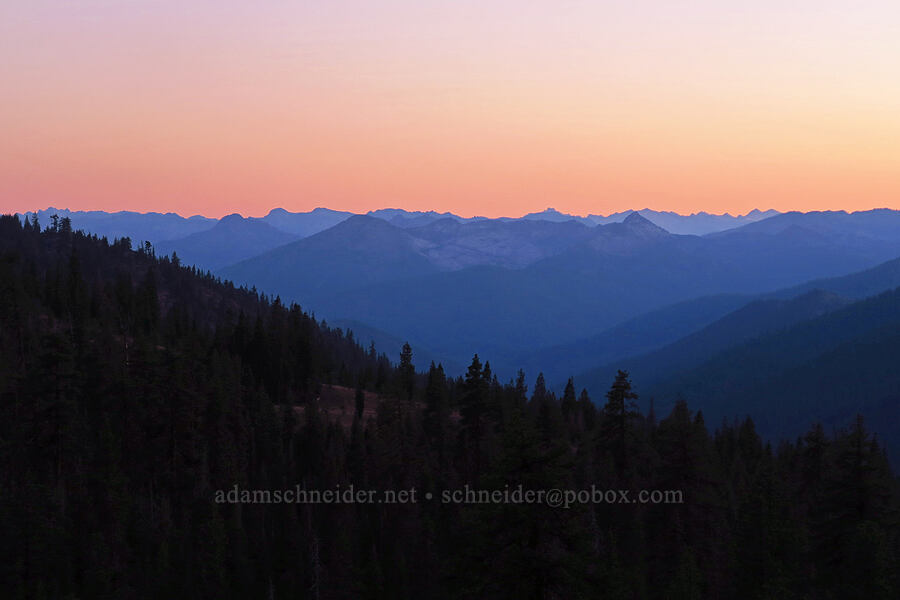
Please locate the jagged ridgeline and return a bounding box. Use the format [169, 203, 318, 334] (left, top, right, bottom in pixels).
[1, 213, 899, 599]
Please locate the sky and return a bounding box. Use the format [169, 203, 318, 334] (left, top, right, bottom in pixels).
[2, 1, 899, 219]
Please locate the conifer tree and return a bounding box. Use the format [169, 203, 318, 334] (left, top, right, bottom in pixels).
[398, 342, 415, 402]
[561, 376, 577, 420]
[599, 370, 640, 478]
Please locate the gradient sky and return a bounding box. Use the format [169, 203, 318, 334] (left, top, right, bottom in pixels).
[2, 1, 899, 218]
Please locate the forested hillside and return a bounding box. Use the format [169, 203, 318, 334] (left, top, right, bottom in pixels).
[1, 214, 898, 599]
[645, 286, 900, 458]
[577, 289, 851, 398]
[518, 293, 752, 383]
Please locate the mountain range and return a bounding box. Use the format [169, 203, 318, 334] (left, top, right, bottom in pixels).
[21, 205, 782, 250]
[218, 209, 900, 378]
[21, 207, 216, 243]
[520, 207, 780, 234]
[22, 205, 900, 372]
[9, 205, 900, 455]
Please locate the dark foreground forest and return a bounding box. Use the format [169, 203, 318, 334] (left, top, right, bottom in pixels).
[1, 214, 898, 599]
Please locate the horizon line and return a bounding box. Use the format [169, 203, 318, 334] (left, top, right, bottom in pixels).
[15, 204, 890, 222]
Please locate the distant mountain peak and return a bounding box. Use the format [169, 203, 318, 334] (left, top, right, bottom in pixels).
[521, 207, 591, 224]
[343, 213, 390, 226]
[214, 213, 252, 230]
[324, 213, 407, 238]
[622, 211, 648, 224]
[622, 211, 669, 235]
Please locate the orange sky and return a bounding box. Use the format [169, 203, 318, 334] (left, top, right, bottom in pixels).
[2, 1, 899, 218]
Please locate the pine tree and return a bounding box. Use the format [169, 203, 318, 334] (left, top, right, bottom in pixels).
[459, 354, 488, 480]
[578, 388, 597, 431]
[561, 377, 577, 421]
[398, 342, 415, 402]
[531, 372, 548, 405]
[599, 370, 639, 479]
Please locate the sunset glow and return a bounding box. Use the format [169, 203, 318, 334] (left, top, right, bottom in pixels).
[2, 1, 899, 218]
